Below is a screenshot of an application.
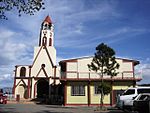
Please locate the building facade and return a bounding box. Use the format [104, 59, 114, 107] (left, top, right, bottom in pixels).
[13, 16, 142, 106]
[13, 16, 60, 100]
[59, 57, 141, 106]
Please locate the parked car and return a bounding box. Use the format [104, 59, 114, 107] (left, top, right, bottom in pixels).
[133, 93, 150, 113]
[116, 86, 150, 110]
[0, 89, 7, 104]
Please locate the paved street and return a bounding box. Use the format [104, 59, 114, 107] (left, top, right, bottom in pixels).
[0, 103, 129, 113]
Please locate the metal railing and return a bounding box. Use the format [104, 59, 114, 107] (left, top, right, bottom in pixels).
[61, 71, 142, 80]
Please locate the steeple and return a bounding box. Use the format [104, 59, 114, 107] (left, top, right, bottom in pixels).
[43, 15, 52, 24]
[39, 16, 54, 47]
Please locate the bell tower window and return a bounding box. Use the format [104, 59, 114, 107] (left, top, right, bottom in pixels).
[43, 23, 48, 30]
[42, 36, 47, 46]
[44, 24, 47, 30]
[43, 23, 51, 30]
[49, 38, 52, 46]
[48, 24, 51, 30]
[20, 67, 26, 77]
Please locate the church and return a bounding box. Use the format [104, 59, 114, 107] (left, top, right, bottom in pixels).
[13, 16, 142, 106]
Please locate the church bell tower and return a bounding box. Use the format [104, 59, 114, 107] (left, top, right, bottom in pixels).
[32, 15, 56, 70]
[39, 16, 54, 47]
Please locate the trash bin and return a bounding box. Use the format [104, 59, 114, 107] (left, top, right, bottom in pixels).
[16, 94, 20, 102]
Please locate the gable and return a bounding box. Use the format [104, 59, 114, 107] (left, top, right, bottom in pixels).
[35, 66, 49, 78]
[31, 46, 55, 77]
[32, 46, 55, 67]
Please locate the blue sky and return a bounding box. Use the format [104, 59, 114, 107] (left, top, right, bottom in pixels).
[0, 0, 150, 87]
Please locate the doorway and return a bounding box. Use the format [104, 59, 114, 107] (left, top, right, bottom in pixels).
[37, 79, 49, 98]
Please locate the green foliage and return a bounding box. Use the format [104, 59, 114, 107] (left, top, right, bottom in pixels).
[88, 43, 120, 78]
[88, 43, 120, 108]
[98, 83, 111, 95]
[0, 0, 45, 19]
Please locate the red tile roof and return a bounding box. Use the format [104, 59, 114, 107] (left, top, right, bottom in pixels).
[44, 15, 52, 24]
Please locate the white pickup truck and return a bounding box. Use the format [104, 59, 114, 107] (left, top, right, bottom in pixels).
[116, 86, 150, 110]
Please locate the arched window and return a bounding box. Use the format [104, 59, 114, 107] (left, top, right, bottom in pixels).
[43, 23, 48, 30]
[48, 24, 52, 30]
[49, 38, 52, 46]
[20, 67, 26, 77]
[42, 36, 47, 46]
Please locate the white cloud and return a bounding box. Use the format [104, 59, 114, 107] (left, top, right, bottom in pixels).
[0, 28, 14, 39]
[56, 56, 65, 65]
[0, 28, 28, 63]
[41, 0, 120, 48]
[87, 27, 150, 45]
[136, 64, 150, 77]
[0, 28, 33, 87]
[3, 0, 121, 50]
[0, 65, 14, 88]
[135, 58, 150, 84]
[0, 74, 13, 81]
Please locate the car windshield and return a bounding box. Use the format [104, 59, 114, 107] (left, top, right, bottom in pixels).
[123, 89, 135, 95]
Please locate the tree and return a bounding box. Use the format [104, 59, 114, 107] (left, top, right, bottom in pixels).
[88, 43, 119, 109]
[0, 0, 45, 19]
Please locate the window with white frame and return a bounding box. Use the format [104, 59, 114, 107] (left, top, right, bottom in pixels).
[71, 85, 85, 96]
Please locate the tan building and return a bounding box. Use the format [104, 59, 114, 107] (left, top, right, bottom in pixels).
[13, 16, 142, 106]
[59, 57, 141, 106]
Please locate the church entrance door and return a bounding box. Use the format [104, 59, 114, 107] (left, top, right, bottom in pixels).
[37, 79, 49, 98]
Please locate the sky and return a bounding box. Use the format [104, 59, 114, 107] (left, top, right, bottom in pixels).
[0, 0, 150, 88]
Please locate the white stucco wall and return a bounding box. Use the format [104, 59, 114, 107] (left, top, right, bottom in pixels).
[122, 62, 133, 71]
[15, 79, 28, 98]
[67, 62, 77, 71]
[56, 66, 60, 78]
[78, 57, 93, 72]
[41, 27, 54, 46]
[31, 46, 56, 77]
[31, 79, 36, 98]
[65, 57, 134, 79]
